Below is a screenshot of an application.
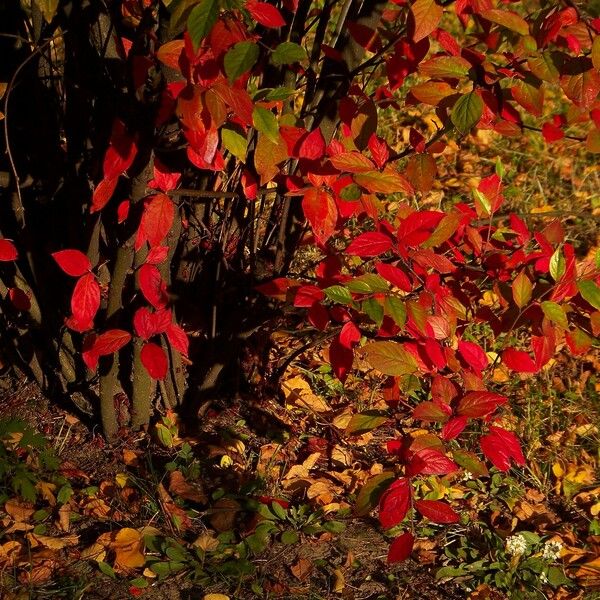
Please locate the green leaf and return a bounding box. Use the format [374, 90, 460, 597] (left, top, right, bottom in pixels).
[339, 183, 362, 201]
[452, 449, 489, 478]
[280, 530, 299, 545]
[578, 280, 600, 311]
[271, 42, 307, 66]
[324, 285, 353, 305]
[98, 561, 117, 579]
[384, 296, 407, 328]
[512, 270, 532, 309]
[221, 124, 248, 162]
[57, 484, 73, 505]
[361, 297, 384, 326]
[547, 566, 571, 586]
[359, 341, 418, 376]
[187, 0, 220, 49]
[130, 577, 149, 589]
[451, 92, 484, 135]
[224, 41, 259, 83]
[271, 501, 287, 520]
[252, 106, 279, 143]
[322, 520, 345, 533]
[264, 87, 296, 101]
[541, 301, 568, 329]
[549, 248, 565, 281]
[346, 274, 389, 294]
[355, 471, 395, 516]
[345, 411, 388, 436]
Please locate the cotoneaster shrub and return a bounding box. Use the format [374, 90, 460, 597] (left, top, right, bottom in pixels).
[0, 0, 599, 563]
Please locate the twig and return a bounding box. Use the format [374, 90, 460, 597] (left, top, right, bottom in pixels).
[3, 32, 66, 228]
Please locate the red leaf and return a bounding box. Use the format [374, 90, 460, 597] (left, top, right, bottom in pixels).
[93, 329, 132, 356]
[407, 448, 458, 476]
[502, 348, 538, 373]
[415, 499, 459, 524]
[367, 134, 389, 169]
[387, 531, 414, 563]
[133, 307, 156, 340]
[329, 338, 354, 382]
[441, 416, 468, 441]
[52, 249, 91, 277]
[146, 246, 169, 265]
[166, 323, 189, 356]
[294, 285, 324, 308]
[246, 0, 285, 27]
[91, 177, 118, 213]
[299, 128, 325, 160]
[0, 239, 18, 261]
[149, 159, 181, 192]
[379, 478, 411, 529]
[410, 0, 443, 43]
[71, 273, 100, 325]
[141, 342, 168, 380]
[339, 321, 361, 349]
[542, 122, 564, 142]
[139, 264, 168, 310]
[117, 200, 130, 224]
[330, 152, 375, 173]
[346, 232, 393, 257]
[457, 391, 507, 418]
[397, 211, 443, 247]
[375, 262, 412, 292]
[480, 426, 526, 471]
[302, 188, 338, 245]
[138, 194, 175, 249]
[477, 174, 504, 213]
[412, 401, 450, 422]
[457, 340, 489, 373]
[9, 288, 30, 311]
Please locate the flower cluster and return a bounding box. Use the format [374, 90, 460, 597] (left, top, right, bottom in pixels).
[542, 540, 563, 561]
[506, 534, 528, 557]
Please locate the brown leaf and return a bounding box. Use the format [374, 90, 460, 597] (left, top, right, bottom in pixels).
[5, 499, 35, 522]
[26, 533, 79, 550]
[169, 470, 207, 504]
[282, 375, 330, 413]
[291, 557, 313, 581]
[209, 498, 240, 532]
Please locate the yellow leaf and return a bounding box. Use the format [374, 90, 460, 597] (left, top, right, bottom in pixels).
[112, 528, 145, 570]
[26, 533, 79, 549]
[333, 568, 345, 593]
[80, 542, 106, 562]
[282, 375, 330, 413]
[203, 594, 231, 600]
[115, 473, 128, 488]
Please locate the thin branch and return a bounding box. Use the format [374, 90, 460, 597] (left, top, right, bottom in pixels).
[3, 32, 66, 228]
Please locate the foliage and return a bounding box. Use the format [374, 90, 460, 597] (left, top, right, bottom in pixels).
[0, 0, 599, 581]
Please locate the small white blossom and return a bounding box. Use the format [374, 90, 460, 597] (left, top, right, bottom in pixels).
[462, 470, 474, 481]
[506, 534, 528, 557]
[540, 572, 548, 584]
[542, 540, 563, 561]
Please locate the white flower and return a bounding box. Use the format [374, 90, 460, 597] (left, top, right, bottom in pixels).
[542, 540, 563, 561]
[540, 572, 548, 584]
[506, 534, 528, 557]
[462, 470, 474, 481]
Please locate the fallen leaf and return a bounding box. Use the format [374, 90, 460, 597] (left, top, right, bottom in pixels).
[291, 557, 313, 581]
[112, 528, 145, 570]
[282, 375, 330, 413]
[5, 500, 35, 522]
[169, 470, 207, 503]
[209, 498, 240, 532]
[26, 533, 79, 549]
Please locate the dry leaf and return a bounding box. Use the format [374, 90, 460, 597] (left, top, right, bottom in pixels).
[203, 595, 231, 600]
[332, 568, 345, 593]
[112, 528, 145, 570]
[193, 533, 220, 552]
[282, 375, 330, 413]
[169, 470, 207, 503]
[291, 557, 313, 581]
[26, 533, 79, 550]
[81, 542, 106, 562]
[209, 498, 240, 532]
[5, 500, 35, 522]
